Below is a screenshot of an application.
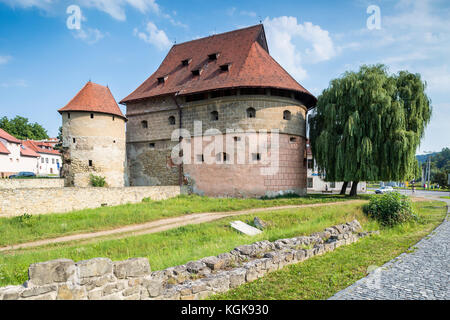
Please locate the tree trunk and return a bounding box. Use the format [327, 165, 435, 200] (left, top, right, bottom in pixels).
[350, 181, 359, 197]
[340, 182, 348, 195]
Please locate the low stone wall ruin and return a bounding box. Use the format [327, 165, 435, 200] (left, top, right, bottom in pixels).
[0, 178, 64, 190]
[0, 220, 378, 300]
[0, 186, 180, 217]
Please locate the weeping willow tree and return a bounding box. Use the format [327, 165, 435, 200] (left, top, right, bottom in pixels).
[309, 65, 432, 196]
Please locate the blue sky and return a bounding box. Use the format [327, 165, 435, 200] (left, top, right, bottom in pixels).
[0, 0, 448, 154]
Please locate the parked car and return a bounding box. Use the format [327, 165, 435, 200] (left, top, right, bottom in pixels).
[375, 186, 394, 194]
[9, 172, 36, 179]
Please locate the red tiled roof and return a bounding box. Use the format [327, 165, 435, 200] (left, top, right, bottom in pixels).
[0, 128, 21, 144]
[58, 81, 126, 119]
[120, 24, 317, 108]
[20, 144, 40, 158]
[0, 141, 10, 154]
[22, 140, 61, 156]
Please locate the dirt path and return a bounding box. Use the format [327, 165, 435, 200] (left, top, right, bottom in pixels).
[0, 200, 366, 253]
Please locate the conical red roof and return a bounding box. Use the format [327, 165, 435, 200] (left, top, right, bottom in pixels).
[59, 82, 125, 119]
[121, 24, 317, 108]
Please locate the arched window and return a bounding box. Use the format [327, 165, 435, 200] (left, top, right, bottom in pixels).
[169, 116, 176, 125]
[283, 110, 292, 120]
[246, 107, 256, 119]
[141, 120, 148, 129]
[210, 111, 219, 121]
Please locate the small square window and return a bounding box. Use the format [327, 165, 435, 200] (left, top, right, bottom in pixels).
[149, 143, 155, 149]
[252, 153, 261, 161]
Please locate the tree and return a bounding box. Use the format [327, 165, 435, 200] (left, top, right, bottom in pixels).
[309, 65, 432, 196]
[0, 116, 49, 140]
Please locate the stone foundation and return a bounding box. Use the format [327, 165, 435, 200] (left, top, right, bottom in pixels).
[0, 220, 378, 300]
[0, 178, 64, 190]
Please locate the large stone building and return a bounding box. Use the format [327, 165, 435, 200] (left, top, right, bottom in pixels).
[120, 24, 317, 197]
[58, 81, 126, 187]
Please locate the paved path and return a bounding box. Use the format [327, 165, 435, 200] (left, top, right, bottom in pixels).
[0, 200, 366, 253]
[330, 196, 450, 300]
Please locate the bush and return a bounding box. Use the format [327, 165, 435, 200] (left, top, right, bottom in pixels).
[363, 192, 417, 227]
[89, 174, 107, 187]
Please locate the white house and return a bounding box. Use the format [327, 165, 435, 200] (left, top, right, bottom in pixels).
[306, 141, 367, 193]
[0, 128, 61, 177]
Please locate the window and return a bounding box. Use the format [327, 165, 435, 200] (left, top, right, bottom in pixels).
[271, 88, 292, 98]
[113, 140, 116, 143]
[182, 59, 191, 66]
[210, 89, 238, 98]
[91, 113, 94, 119]
[141, 120, 148, 129]
[68, 113, 71, 119]
[241, 88, 266, 95]
[283, 110, 292, 120]
[246, 107, 256, 118]
[307, 178, 313, 188]
[307, 159, 313, 169]
[330, 182, 336, 189]
[216, 152, 228, 162]
[252, 153, 261, 161]
[220, 64, 230, 72]
[168, 116, 176, 125]
[73, 138, 76, 143]
[185, 93, 206, 102]
[210, 111, 219, 121]
[149, 143, 155, 149]
[46, 158, 49, 163]
[113, 116, 115, 121]
[290, 137, 297, 143]
[208, 53, 219, 61]
[41, 158, 44, 163]
[234, 137, 241, 142]
[89, 160, 93, 167]
[157, 76, 168, 84]
[192, 69, 201, 77]
[197, 154, 204, 163]
[52, 159, 55, 164]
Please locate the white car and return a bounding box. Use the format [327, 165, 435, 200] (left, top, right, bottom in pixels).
[375, 186, 394, 194]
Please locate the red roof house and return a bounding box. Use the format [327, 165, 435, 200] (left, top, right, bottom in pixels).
[0, 128, 22, 144]
[0, 141, 10, 154]
[121, 24, 317, 108]
[58, 81, 126, 119]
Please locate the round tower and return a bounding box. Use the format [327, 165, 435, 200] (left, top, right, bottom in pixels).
[58, 81, 126, 187]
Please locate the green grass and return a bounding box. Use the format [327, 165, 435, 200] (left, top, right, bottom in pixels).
[211, 201, 447, 300]
[440, 196, 450, 199]
[0, 202, 371, 287]
[0, 194, 363, 247]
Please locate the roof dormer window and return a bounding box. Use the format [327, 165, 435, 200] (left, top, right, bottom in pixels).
[208, 53, 219, 61]
[182, 59, 191, 66]
[220, 64, 231, 72]
[192, 69, 202, 77]
[157, 76, 168, 84]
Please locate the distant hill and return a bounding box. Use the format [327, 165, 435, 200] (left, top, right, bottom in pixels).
[416, 153, 438, 164]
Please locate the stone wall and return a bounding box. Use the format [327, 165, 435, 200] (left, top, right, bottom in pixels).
[0, 220, 379, 300]
[0, 178, 64, 190]
[0, 186, 180, 217]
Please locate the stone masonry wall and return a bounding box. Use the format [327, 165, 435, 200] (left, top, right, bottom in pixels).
[0, 186, 180, 217]
[0, 178, 64, 190]
[0, 220, 379, 300]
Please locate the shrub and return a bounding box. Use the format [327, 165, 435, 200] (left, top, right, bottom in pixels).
[89, 174, 107, 187]
[363, 192, 417, 227]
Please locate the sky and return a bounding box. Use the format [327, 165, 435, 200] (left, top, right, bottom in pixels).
[0, 0, 448, 154]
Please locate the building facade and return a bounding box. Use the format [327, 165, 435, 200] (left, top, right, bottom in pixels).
[121, 25, 317, 197]
[58, 81, 126, 187]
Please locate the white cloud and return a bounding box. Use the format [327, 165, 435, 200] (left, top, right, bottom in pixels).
[73, 27, 104, 44]
[0, 55, 12, 65]
[0, 79, 28, 88]
[0, 0, 54, 9]
[263, 16, 336, 80]
[78, 0, 160, 21]
[134, 22, 171, 50]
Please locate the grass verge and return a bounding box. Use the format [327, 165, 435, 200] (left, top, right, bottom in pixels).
[211, 200, 447, 300]
[0, 194, 363, 247]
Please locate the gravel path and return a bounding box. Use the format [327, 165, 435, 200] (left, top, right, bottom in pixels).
[330, 197, 450, 300]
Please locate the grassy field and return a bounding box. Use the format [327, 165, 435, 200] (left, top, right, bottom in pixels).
[0, 201, 371, 287]
[0, 194, 362, 247]
[0, 199, 445, 291]
[211, 201, 447, 300]
[441, 196, 450, 199]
